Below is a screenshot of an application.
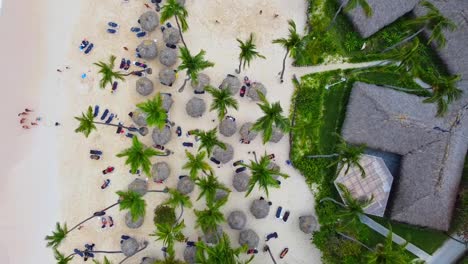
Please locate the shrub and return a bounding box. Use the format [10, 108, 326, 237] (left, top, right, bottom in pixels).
[153, 205, 176, 226]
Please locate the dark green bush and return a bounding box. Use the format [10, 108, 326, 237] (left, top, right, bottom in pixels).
[153, 205, 176, 226]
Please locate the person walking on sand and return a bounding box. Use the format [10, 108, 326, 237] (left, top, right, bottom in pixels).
[25, 108, 33, 112]
[18, 112, 28, 116]
[31, 122, 38, 126]
[22, 125, 30, 129]
[20, 118, 27, 124]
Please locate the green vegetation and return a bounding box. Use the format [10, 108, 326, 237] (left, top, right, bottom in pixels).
[236, 33, 265, 74]
[116, 136, 165, 177]
[94, 55, 125, 89]
[195, 172, 230, 206]
[117, 190, 147, 222]
[206, 85, 239, 121]
[272, 19, 303, 82]
[252, 92, 290, 144]
[196, 233, 253, 264]
[136, 93, 168, 129]
[182, 150, 213, 180]
[150, 220, 186, 257]
[194, 199, 226, 233]
[192, 128, 226, 157]
[178, 47, 215, 92]
[154, 205, 177, 226]
[160, 0, 189, 47]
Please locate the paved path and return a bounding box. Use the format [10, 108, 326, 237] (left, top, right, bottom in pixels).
[426, 234, 467, 264]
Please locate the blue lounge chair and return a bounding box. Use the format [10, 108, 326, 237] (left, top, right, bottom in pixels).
[126, 133, 134, 138]
[74, 249, 84, 257]
[80, 40, 89, 50]
[90, 150, 103, 155]
[210, 157, 221, 165]
[282, 211, 290, 222]
[108, 22, 119, 28]
[105, 113, 114, 124]
[100, 109, 109, 120]
[93, 105, 100, 117]
[136, 31, 146, 38]
[119, 58, 126, 69]
[182, 142, 193, 147]
[84, 43, 94, 54]
[235, 167, 246, 173]
[130, 27, 141, 32]
[107, 28, 117, 34]
[275, 206, 282, 219]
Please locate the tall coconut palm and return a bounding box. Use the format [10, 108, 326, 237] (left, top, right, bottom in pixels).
[136, 93, 168, 129]
[205, 85, 239, 120]
[150, 220, 186, 257]
[94, 55, 125, 89]
[272, 20, 302, 83]
[196, 233, 253, 264]
[182, 150, 213, 180]
[178, 47, 215, 92]
[423, 74, 462, 116]
[164, 188, 193, 223]
[116, 136, 165, 177]
[236, 33, 266, 74]
[307, 134, 366, 177]
[195, 172, 230, 206]
[367, 231, 411, 264]
[329, 0, 372, 29]
[383, 0, 456, 52]
[252, 92, 290, 144]
[117, 190, 147, 222]
[53, 248, 74, 264]
[160, 0, 189, 48]
[243, 152, 289, 197]
[192, 128, 226, 157]
[194, 199, 227, 233]
[388, 39, 423, 77]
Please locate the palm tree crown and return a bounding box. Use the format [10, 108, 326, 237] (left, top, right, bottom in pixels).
[423, 74, 462, 116]
[92, 257, 112, 264]
[335, 183, 373, 229]
[196, 233, 253, 264]
[194, 199, 227, 233]
[54, 248, 73, 264]
[164, 188, 193, 210]
[344, 0, 372, 17]
[272, 20, 302, 82]
[45, 222, 68, 248]
[252, 92, 290, 143]
[205, 85, 239, 120]
[150, 220, 186, 257]
[329, 135, 366, 177]
[236, 33, 265, 73]
[74, 106, 97, 137]
[178, 47, 215, 83]
[117, 190, 147, 222]
[116, 136, 164, 176]
[193, 128, 226, 157]
[136, 93, 168, 129]
[160, 0, 189, 47]
[195, 172, 230, 206]
[182, 150, 213, 179]
[367, 230, 411, 264]
[94, 55, 125, 89]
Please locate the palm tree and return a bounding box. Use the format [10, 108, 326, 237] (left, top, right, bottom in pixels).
[195, 172, 230, 206]
[45, 222, 68, 248]
[329, 0, 372, 29]
[252, 92, 290, 144]
[383, 0, 456, 52]
[196, 233, 253, 264]
[136, 93, 168, 129]
[205, 85, 239, 120]
[182, 150, 213, 179]
[116, 136, 165, 177]
[236, 33, 265, 74]
[307, 134, 366, 177]
[272, 20, 302, 83]
[178, 47, 215, 92]
[53, 248, 73, 264]
[164, 188, 193, 223]
[194, 199, 227, 233]
[192, 128, 226, 157]
[94, 55, 125, 89]
[92, 257, 112, 264]
[243, 152, 289, 197]
[423, 74, 463, 116]
[150, 220, 186, 257]
[75, 106, 146, 138]
[117, 190, 147, 221]
[388, 39, 423, 77]
[160, 0, 189, 48]
[367, 231, 411, 264]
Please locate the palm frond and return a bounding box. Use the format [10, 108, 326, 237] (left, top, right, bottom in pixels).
[116, 190, 147, 221]
[45, 222, 68, 248]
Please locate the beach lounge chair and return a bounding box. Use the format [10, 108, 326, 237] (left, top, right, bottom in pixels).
[74, 249, 84, 257]
[107, 28, 117, 34]
[100, 109, 109, 120]
[176, 126, 182, 137]
[282, 211, 290, 222]
[235, 167, 246, 173]
[101, 179, 110, 189]
[233, 160, 244, 166]
[126, 133, 134, 138]
[136, 31, 147, 38]
[182, 142, 193, 147]
[105, 113, 114, 124]
[80, 40, 89, 50]
[210, 157, 221, 165]
[134, 61, 147, 68]
[84, 43, 94, 54]
[119, 58, 126, 69]
[124, 59, 131, 70]
[112, 81, 118, 92]
[194, 90, 205, 94]
[275, 206, 282, 219]
[280, 248, 289, 259]
[129, 169, 140, 175]
[127, 126, 138, 132]
[130, 27, 141, 32]
[240, 86, 246, 97]
[90, 150, 103, 155]
[93, 105, 100, 117]
[108, 22, 119, 28]
[116, 123, 123, 134]
[265, 232, 278, 241]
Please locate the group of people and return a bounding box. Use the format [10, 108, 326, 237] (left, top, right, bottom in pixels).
[18, 108, 37, 129]
[73, 243, 95, 261]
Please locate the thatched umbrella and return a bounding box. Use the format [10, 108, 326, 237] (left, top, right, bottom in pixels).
[161, 93, 174, 112]
[128, 178, 148, 196]
[159, 47, 178, 67]
[219, 75, 241, 95]
[163, 27, 180, 45]
[250, 199, 270, 219]
[232, 172, 250, 192]
[212, 143, 234, 164]
[152, 126, 172, 146]
[219, 118, 237, 137]
[215, 189, 229, 201]
[137, 40, 158, 60]
[239, 229, 259, 249]
[299, 215, 318, 234]
[247, 82, 267, 101]
[177, 177, 195, 195]
[191, 73, 210, 93]
[132, 110, 148, 127]
[139, 127, 149, 136]
[125, 211, 144, 229]
[139, 11, 159, 32]
[227, 210, 246, 230]
[269, 126, 284, 143]
[184, 246, 196, 264]
[239, 122, 258, 141]
[152, 162, 170, 182]
[121, 237, 139, 257]
[159, 68, 176, 86]
[186, 97, 206, 118]
[267, 162, 280, 172]
[136, 77, 154, 96]
[141, 257, 156, 264]
[204, 225, 223, 244]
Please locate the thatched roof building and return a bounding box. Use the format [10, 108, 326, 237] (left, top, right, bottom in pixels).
[121, 237, 139, 256]
[177, 176, 195, 195]
[228, 210, 247, 230]
[139, 11, 159, 32]
[159, 47, 178, 67]
[220, 75, 241, 95]
[250, 199, 270, 219]
[239, 229, 259, 248]
[212, 143, 234, 164]
[232, 172, 250, 192]
[341, 82, 468, 230]
[137, 40, 158, 60]
[299, 215, 318, 234]
[163, 27, 180, 45]
[152, 162, 170, 182]
[161, 93, 174, 112]
[239, 122, 258, 141]
[247, 82, 267, 101]
[219, 118, 237, 137]
[159, 68, 176, 87]
[125, 211, 144, 229]
[152, 126, 172, 146]
[269, 126, 284, 143]
[191, 73, 210, 93]
[131, 110, 147, 126]
[136, 77, 154, 96]
[204, 226, 223, 244]
[183, 246, 196, 264]
[128, 178, 148, 196]
[186, 97, 206, 117]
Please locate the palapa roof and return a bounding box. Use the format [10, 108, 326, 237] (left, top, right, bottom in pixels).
[159, 47, 178, 67]
[177, 176, 195, 194]
[212, 143, 234, 164]
[250, 199, 270, 219]
[152, 126, 172, 146]
[247, 82, 267, 101]
[228, 210, 247, 230]
[186, 97, 206, 117]
[215, 189, 229, 201]
[163, 27, 181, 45]
[239, 122, 258, 141]
[239, 229, 259, 248]
[159, 68, 176, 86]
[299, 215, 318, 234]
[121, 237, 139, 256]
[132, 110, 147, 126]
[204, 225, 223, 244]
[152, 162, 170, 181]
[341, 82, 468, 230]
[141, 257, 156, 264]
[219, 118, 237, 137]
[136, 77, 154, 96]
[139, 11, 159, 32]
[138, 40, 158, 60]
[269, 126, 284, 143]
[184, 246, 196, 264]
[338, 0, 418, 38]
[220, 75, 241, 95]
[161, 93, 174, 112]
[125, 211, 144, 229]
[191, 73, 210, 92]
[232, 172, 250, 192]
[128, 178, 148, 196]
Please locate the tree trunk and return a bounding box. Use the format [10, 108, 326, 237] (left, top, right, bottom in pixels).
[67, 202, 119, 232]
[119, 241, 149, 264]
[306, 153, 339, 158]
[319, 197, 346, 207]
[175, 16, 187, 48]
[280, 49, 290, 83]
[93, 121, 142, 133]
[236, 59, 242, 74]
[382, 27, 425, 53]
[89, 250, 123, 254]
[326, 1, 348, 31]
[147, 188, 169, 193]
[337, 231, 374, 251]
[175, 203, 184, 224]
[178, 77, 190, 93]
[265, 247, 278, 264]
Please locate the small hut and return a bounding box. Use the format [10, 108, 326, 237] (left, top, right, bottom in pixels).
[121, 237, 139, 257]
[227, 210, 247, 230]
[250, 199, 270, 219]
[204, 226, 223, 244]
[186, 97, 206, 118]
[159, 68, 176, 87]
[132, 110, 148, 127]
[219, 75, 241, 95]
[152, 162, 170, 182]
[161, 93, 174, 112]
[137, 40, 158, 60]
[177, 177, 195, 195]
[125, 211, 144, 229]
[299, 215, 318, 234]
[152, 126, 172, 146]
[184, 246, 196, 264]
[128, 179, 148, 196]
[232, 172, 250, 192]
[219, 118, 237, 137]
[163, 27, 180, 45]
[215, 189, 229, 201]
[212, 143, 234, 164]
[247, 82, 267, 101]
[239, 122, 258, 141]
[269, 126, 284, 143]
[139, 11, 159, 32]
[191, 73, 210, 93]
[239, 229, 259, 249]
[136, 77, 154, 96]
[159, 47, 178, 67]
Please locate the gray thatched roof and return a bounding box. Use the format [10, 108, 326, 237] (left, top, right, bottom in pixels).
[341, 82, 468, 230]
[227, 210, 247, 230]
[239, 229, 259, 249]
[338, 0, 418, 38]
[163, 27, 180, 45]
[247, 82, 267, 101]
[215, 189, 229, 202]
[137, 40, 158, 60]
[121, 237, 139, 256]
[152, 126, 172, 145]
[219, 118, 237, 137]
[186, 97, 206, 117]
[269, 126, 284, 143]
[191, 73, 210, 93]
[177, 177, 195, 195]
[128, 178, 148, 196]
[161, 93, 174, 112]
[152, 162, 170, 182]
[125, 211, 144, 229]
[204, 225, 223, 244]
[232, 172, 250, 192]
[267, 162, 280, 173]
[159, 47, 178, 67]
[139, 11, 159, 32]
[220, 75, 241, 95]
[299, 215, 317, 234]
[184, 246, 196, 264]
[250, 199, 270, 219]
[136, 77, 154, 96]
[141, 257, 156, 264]
[132, 110, 147, 126]
[239, 122, 258, 141]
[159, 68, 176, 86]
[212, 143, 234, 164]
